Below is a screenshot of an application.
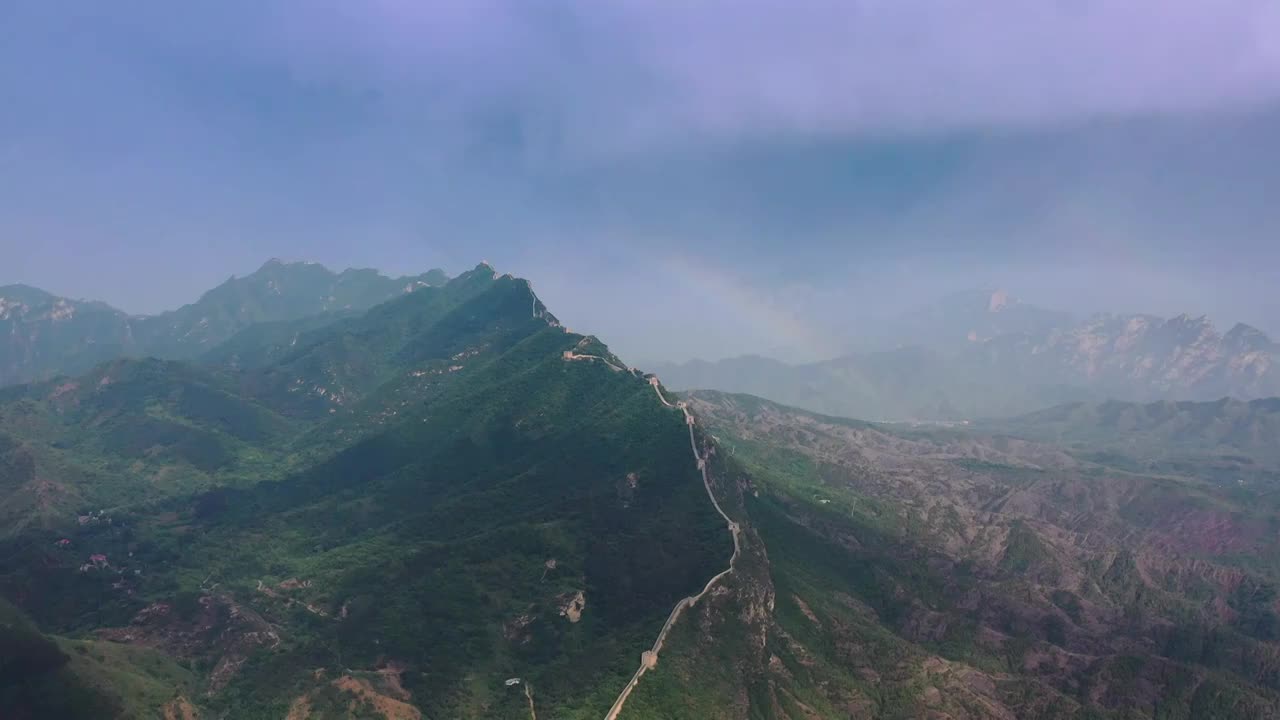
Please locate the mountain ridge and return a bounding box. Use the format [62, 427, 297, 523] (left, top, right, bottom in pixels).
[0, 262, 738, 719]
[4, 264, 1280, 718]
[0, 261, 449, 387]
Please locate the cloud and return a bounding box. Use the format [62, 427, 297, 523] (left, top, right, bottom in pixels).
[4, 0, 1279, 344]
[13, 1, 1276, 158]
[212, 1, 1280, 151]
[618, 1, 1280, 136]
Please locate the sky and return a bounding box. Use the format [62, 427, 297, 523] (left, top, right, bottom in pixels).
[3, 1, 1280, 363]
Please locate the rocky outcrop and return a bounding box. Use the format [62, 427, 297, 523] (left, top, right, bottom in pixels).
[998, 313, 1279, 398]
[95, 595, 280, 694]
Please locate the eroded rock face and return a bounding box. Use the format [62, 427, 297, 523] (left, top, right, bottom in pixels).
[286, 667, 422, 720]
[558, 590, 586, 623]
[96, 595, 280, 694]
[504, 611, 537, 644]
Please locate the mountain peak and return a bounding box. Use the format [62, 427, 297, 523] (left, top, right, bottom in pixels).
[459, 262, 499, 281]
[1225, 322, 1273, 351]
[987, 289, 1013, 312]
[0, 284, 57, 307]
[253, 257, 320, 274]
[1226, 321, 1264, 336]
[1168, 312, 1210, 326]
[1161, 313, 1216, 341]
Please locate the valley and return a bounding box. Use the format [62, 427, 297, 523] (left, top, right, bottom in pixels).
[670, 390, 1280, 718]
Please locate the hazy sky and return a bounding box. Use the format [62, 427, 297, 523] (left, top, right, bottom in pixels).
[3, 2, 1280, 363]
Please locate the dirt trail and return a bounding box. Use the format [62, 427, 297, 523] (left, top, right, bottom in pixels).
[525, 683, 538, 720]
[602, 378, 742, 720]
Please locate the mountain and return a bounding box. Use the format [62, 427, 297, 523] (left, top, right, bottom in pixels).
[5, 264, 1280, 718]
[654, 303, 1280, 421]
[0, 287, 142, 391]
[969, 313, 1279, 399]
[0, 260, 448, 387]
[976, 397, 1280, 483]
[0, 263, 734, 718]
[136, 260, 449, 359]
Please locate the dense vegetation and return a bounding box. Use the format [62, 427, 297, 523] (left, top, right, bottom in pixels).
[0, 265, 729, 718]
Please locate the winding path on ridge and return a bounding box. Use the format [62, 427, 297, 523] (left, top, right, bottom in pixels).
[561, 350, 628, 374]
[553, 296, 741, 718]
[598, 375, 742, 720]
[561, 351, 741, 718]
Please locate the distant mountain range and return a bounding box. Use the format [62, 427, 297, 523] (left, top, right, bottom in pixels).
[996, 396, 1280, 449]
[653, 290, 1279, 420]
[976, 396, 1280, 479]
[0, 260, 448, 386]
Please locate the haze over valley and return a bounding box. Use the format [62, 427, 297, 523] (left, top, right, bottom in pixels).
[652, 288, 1280, 421]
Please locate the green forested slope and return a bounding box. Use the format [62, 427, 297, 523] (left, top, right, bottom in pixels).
[0, 264, 730, 719]
[0, 261, 448, 387]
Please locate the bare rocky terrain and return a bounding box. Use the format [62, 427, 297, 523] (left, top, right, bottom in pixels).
[628, 390, 1280, 718]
